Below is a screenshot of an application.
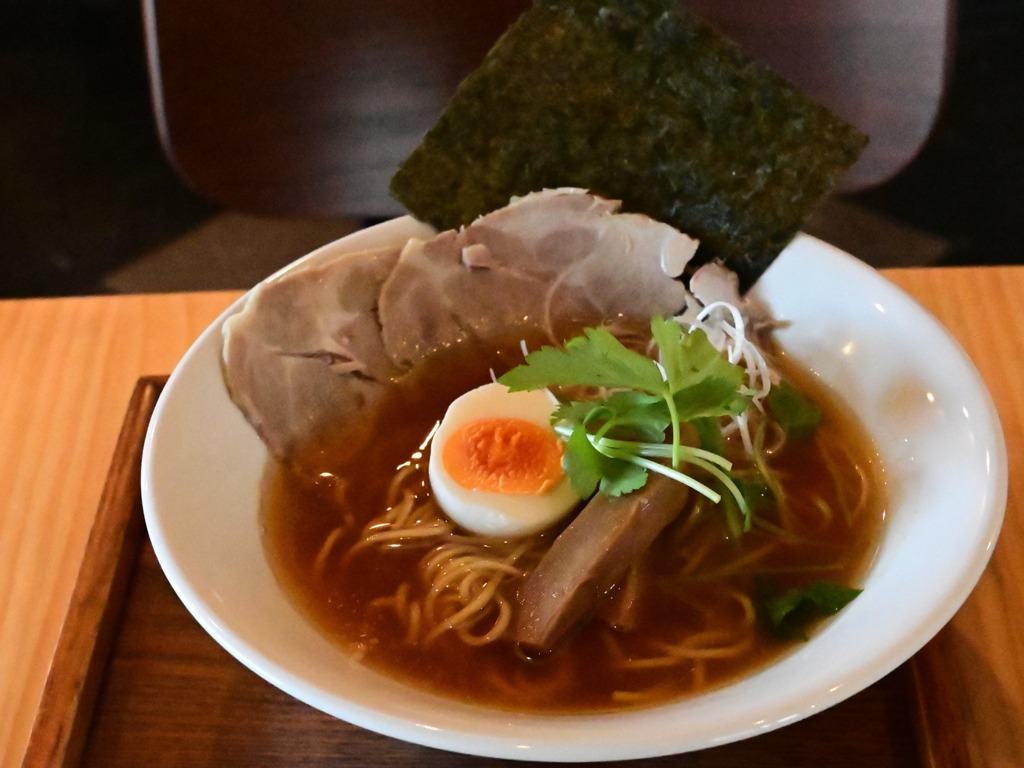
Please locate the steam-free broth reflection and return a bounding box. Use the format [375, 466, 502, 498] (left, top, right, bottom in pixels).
[262, 339, 886, 713]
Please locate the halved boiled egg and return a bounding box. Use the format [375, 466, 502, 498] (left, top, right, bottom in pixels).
[428, 382, 581, 537]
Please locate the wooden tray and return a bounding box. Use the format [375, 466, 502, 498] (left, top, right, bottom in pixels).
[22, 378, 970, 768]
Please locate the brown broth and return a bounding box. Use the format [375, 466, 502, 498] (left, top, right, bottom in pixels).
[262, 340, 886, 713]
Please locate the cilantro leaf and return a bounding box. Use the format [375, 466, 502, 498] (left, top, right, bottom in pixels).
[551, 399, 598, 426]
[499, 318, 753, 510]
[735, 476, 772, 513]
[673, 377, 749, 421]
[563, 423, 648, 497]
[562, 424, 605, 498]
[602, 391, 671, 441]
[555, 392, 669, 443]
[654, 318, 749, 419]
[717, 475, 771, 536]
[499, 326, 664, 394]
[756, 578, 862, 639]
[766, 380, 822, 440]
[692, 416, 726, 454]
[649, 315, 687, 391]
[654, 317, 738, 391]
[599, 460, 649, 497]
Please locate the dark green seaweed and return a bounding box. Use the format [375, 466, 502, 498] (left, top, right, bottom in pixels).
[389, 0, 867, 289]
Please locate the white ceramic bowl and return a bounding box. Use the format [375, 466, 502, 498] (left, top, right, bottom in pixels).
[141, 222, 1006, 762]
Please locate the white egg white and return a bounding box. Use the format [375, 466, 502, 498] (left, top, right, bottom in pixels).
[428, 382, 581, 538]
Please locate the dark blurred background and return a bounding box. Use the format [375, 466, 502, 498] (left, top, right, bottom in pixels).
[1, 0, 1021, 298]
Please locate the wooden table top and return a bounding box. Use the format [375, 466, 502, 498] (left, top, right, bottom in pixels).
[2, 267, 1022, 766]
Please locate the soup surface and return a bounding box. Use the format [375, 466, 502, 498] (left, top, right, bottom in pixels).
[262, 334, 886, 713]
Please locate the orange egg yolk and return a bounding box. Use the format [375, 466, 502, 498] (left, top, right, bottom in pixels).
[442, 418, 565, 495]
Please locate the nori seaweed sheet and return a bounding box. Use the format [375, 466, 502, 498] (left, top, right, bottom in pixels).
[389, 0, 867, 290]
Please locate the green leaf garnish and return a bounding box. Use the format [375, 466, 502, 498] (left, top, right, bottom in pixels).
[766, 379, 822, 440]
[555, 391, 669, 444]
[563, 423, 649, 498]
[756, 578, 862, 639]
[673, 377, 749, 422]
[656, 318, 742, 395]
[498, 318, 751, 514]
[692, 416, 726, 454]
[499, 325, 664, 394]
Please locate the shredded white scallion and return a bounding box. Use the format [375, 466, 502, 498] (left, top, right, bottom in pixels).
[551, 423, 753, 515]
[680, 300, 776, 456]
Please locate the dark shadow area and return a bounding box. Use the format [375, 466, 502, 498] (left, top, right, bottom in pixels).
[0, 0, 217, 298]
[0, 0, 1020, 298]
[849, 0, 1024, 267]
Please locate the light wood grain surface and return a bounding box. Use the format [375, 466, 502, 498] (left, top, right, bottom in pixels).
[0, 292, 238, 768]
[1, 269, 1021, 767]
[885, 268, 1024, 768]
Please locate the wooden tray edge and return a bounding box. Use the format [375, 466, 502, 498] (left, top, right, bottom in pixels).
[18, 375, 973, 768]
[21, 376, 167, 768]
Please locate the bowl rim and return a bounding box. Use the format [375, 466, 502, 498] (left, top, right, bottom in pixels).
[141, 221, 1007, 762]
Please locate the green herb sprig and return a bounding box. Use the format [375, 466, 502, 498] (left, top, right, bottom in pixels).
[755, 578, 863, 639]
[498, 317, 752, 517]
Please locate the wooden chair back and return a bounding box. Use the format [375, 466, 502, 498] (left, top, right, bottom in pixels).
[144, 0, 952, 218]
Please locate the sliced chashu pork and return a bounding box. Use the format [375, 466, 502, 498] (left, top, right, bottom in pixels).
[222, 246, 403, 461]
[379, 189, 697, 368]
[222, 189, 699, 464]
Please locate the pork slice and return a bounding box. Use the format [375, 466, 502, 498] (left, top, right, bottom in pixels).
[222, 189, 699, 466]
[378, 188, 696, 368]
[510, 474, 690, 652]
[221, 245, 403, 463]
